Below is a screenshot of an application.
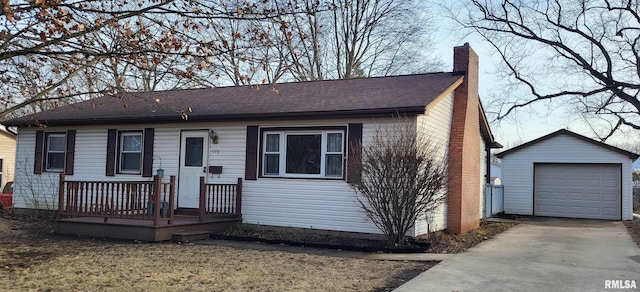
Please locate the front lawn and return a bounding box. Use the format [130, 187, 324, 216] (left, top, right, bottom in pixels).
[0, 218, 430, 292]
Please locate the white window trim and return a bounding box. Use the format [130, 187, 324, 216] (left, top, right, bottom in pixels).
[262, 130, 344, 179]
[119, 131, 143, 174]
[45, 133, 66, 172]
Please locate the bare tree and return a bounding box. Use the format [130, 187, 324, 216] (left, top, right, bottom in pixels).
[1, 0, 439, 120]
[0, 1, 308, 120]
[237, 0, 441, 83]
[451, 0, 640, 141]
[350, 119, 448, 246]
[330, 0, 435, 79]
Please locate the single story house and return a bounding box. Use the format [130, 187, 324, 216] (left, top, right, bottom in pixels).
[0, 125, 16, 190]
[2, 43, 500, 239]
[497, 129, 639, 220]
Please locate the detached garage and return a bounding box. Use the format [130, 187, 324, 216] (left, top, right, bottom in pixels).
[497, 129, 639, 220]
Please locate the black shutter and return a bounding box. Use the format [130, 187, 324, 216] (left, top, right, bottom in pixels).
[34, 130, 44, 174]
[245, 126, 259, 180]
[64, 130, 76, 175]
[106, 129, 117, 176]
[142, 128, 154, 177]
[347, 123, 363, 183]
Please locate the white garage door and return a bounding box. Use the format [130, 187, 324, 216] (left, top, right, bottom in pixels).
[534, 164, 621, 220]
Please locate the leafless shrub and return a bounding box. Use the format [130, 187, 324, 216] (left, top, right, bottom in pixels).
[15, 158, 58, 219]
[350, 119, 447, 246]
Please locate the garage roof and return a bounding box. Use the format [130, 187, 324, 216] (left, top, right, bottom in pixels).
[496, 129, 639, 159]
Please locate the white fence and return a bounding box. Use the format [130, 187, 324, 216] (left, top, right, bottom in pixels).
[484, 184, 504, 218]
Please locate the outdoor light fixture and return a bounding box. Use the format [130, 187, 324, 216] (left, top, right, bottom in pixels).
[209, 129, 219, 144]
[154, 156, 164, 178]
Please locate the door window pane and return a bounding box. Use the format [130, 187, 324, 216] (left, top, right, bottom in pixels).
[185, 137, 204, 166]
[286, 134, 321, 174]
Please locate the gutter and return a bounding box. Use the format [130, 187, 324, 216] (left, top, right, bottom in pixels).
[3, 106, 427, 128]
[1, 125, 17, 136]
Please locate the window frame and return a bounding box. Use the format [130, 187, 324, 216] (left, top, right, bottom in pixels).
[44, 132, 66, 172]
[117, 131, 143, 175]
[260, 127, 346, 179]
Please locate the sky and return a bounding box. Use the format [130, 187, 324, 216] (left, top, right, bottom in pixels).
[428, 10, 635, 151]
[434, 37, 569, 148]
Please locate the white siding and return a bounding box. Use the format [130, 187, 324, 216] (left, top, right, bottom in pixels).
[14, 130, 58, 209]
[414, 91, 455, 235]
[13, 114, 462, 234]
[0, 131, 16, 190]
[501, 134, 634, 220]
[12, 119, 382, 234]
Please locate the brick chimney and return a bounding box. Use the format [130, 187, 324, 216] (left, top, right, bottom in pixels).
[447, 43, 482, 234]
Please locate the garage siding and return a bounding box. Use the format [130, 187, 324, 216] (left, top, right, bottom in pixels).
[502, 135, 633, 220]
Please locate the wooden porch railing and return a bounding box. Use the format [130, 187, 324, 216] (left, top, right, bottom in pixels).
[199, 177, 242, 222]
[58, 174, 176, 227]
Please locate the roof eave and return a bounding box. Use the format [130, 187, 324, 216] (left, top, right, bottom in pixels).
[496, 129, 640, 160]
[478, 102, 501, 148]
[6, 107, 427, 128]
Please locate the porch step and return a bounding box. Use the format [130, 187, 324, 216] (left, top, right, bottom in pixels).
[172, 230, 211, 242]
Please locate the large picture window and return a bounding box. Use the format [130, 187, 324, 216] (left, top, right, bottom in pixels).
[119, 132, 143, 174]
[45, 133, 66, 172]
[262, 129, 344, 178]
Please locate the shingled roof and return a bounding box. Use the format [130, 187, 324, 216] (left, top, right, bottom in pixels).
[3, 72, 463, 127]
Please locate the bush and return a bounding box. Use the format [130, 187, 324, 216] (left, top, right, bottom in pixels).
[350, 119, 447, 246]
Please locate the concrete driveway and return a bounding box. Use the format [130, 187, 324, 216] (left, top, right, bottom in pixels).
[394, 219, 640, 291]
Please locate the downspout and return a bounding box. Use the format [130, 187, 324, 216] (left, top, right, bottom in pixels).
[485, 141, 491, 218]
[485, 141, 491, 184]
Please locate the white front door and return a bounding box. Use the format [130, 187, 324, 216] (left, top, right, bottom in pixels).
[178, 131, 209, 208]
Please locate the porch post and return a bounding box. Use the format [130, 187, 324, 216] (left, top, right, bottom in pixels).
[58, 173, 65, 218]
[199, 177, 205, 222]
[153, 175, 161, 227]
[168, 176, 175, 225]
[235, 178, 242, 216]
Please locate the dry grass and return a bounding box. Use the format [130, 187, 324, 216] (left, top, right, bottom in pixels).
[0, 218, 431, 292]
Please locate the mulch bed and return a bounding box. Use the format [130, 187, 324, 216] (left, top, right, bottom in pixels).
[218, 220, 518, 254]
[212, 233, 430, 253]
[623, 217, 640, 248]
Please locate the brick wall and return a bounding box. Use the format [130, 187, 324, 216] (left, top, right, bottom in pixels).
[447, 43, 483, 234]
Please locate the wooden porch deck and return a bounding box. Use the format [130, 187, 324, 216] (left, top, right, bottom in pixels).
[56, 174, 243, 241]
[57, 215, 241, 241]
